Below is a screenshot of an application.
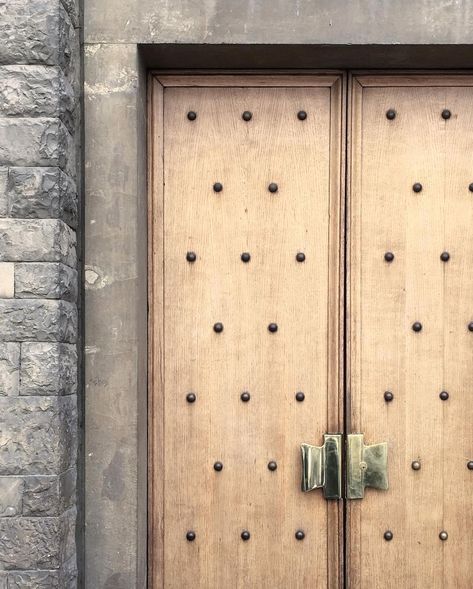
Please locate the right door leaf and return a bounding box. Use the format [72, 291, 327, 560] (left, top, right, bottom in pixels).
[348, 75, 473, 588]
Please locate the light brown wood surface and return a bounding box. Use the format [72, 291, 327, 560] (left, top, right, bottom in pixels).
[149, 75, 344, 588]
[151, 72, 473, 589]
[348, 76, 473, 588]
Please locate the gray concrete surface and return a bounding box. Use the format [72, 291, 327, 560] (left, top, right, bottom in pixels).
[85, 0, 473, 45]
[84, 43, 148, 589]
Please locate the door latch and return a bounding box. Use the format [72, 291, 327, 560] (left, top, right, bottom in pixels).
[301, 434, 342, 499]
[301, 434, 388, 500]
[346, 433, 388, 499]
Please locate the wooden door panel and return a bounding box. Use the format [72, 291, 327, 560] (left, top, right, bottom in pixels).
[150, 75, 344, 588]
[348, 76, 473, 588]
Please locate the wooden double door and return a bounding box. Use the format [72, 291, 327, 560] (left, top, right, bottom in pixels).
[149, 73, 473, 588]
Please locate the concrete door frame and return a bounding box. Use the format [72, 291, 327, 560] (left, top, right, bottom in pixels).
[84, 45, 473, 588]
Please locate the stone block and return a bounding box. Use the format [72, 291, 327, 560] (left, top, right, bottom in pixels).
[0, 219, 76, 266]
[0, 1, 75, 71]
[23, 469, 76, 517]
[0, 167, 7, 216]
[15, 263, 78, 301]
[21, 343, 77, 396]
[0, 263, 14, 298]
[0, 396, 77, 476]
[7, 558, 78, 588]
[0, 66, 75, 133]
[60, 0, 80, 28]
[0, 343, 20, 396]
[0, 478, 23, 517]
[5, 571, 59, 588]
[0, 300, 77, 343]
[0, 119, 75, 177]
[0, 507, 76, 571]
[7, 168, 78, 228]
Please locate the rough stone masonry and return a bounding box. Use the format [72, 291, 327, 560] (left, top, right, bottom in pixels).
[0, 0, 80, 586]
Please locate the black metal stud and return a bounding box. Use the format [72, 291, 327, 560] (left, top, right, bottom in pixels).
[186, 251, 197, 263]
[187, 111, 197, 121]
[297, 111, 307, 121]
[412, 183, 423, 193]
[268, 183, 278, 193]
[469, 183, 473, 193]
[296, 252, 306, 263]
[241, 252, 251, 263]
[386, 109, 396, 120]
[186, 531, 196, 541]
[240, 391, 250, 402]
[467, 461, 473, 470]
[213, 182, 223, 193]
[384, 252, 395, 263]
[186, 392, 196, 403]
[468, 322, 473, 332]
[440, 251, 450, 262]
[295, 530, 305, 541]
[439, 531, 448, 541]
[214, 461, 223, 472]
[439, 391, 449, 401]
[411, 460, 421, 471]
[441, 109, 451, 120]
[241, 530, 250, 541]
[213, 322, 224, 333]
[242, 111, 252, 121]
[384, 531, 393, 541]
[412, 322, 422, 333]
[384, 391, 394, 402]
[295, 392, 305, 402]
[268, 323, 278, 333]
[267, 461, 277, 471]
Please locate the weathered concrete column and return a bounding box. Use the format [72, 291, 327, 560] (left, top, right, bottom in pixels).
[0, 0, 80, 586]
[84, 43, 148, 589]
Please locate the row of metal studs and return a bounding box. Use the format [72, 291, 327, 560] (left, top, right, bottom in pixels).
[186, 251, 458, 263]
[206, 181, 473, 193]
[186, 529, 451, 542]
[187, 251, 462, 263]
[386, 108, 453, 120]
[186, 529, 306, 542]
[184, 455, 473, 472]
[187, 108, 457, 123]
[384, 530, 449, 542]
[187, 110, 308, 122]
[186, 252, 306, 263]
[186, 391, 306, 403]
[384, 390, 471, 403]
[191, 321, 473, 334]
[186, 529, 452, 542]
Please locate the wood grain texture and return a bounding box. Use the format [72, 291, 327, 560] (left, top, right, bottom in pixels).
[149, 76, 165, 588]
[156, 74, 342, 88]
[348, 76, 473, 589]
[355, 74, 473, 88]
[149, 75, 344, 588]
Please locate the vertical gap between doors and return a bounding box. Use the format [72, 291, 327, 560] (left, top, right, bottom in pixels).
[342, 72, 351, 589]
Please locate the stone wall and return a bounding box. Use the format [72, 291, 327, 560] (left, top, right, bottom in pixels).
[0, 0, 80, 586]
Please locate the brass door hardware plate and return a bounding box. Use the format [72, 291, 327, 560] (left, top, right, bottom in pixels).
[346, 434, 389, 499]
[301, 434, 342, 499]
[301, 433, 388, 500]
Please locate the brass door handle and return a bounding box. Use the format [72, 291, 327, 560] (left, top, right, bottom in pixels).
[346, 434, 388, 499]
[301, 434, 388, 500]
[301, 434, 342, 499]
